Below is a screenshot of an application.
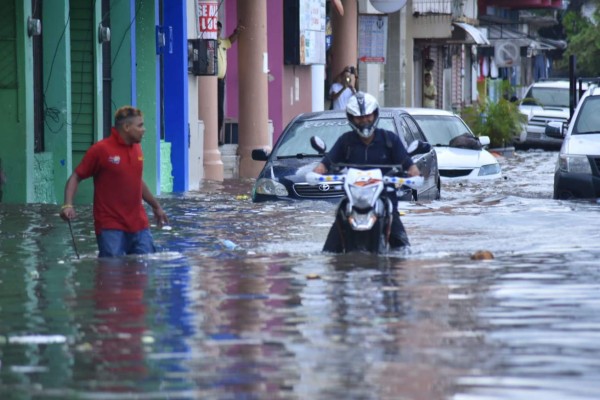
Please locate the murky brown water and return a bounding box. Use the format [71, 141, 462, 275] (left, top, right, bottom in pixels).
[1, 150, 600, 399]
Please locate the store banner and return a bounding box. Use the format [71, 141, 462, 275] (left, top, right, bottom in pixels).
[197, 0, 218, 39]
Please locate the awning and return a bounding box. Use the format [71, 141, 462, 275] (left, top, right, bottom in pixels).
[452, 22, 490, 45]
[483, 25, 562, 50]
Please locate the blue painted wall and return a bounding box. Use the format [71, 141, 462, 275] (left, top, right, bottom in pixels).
[163, 0, 189, 192]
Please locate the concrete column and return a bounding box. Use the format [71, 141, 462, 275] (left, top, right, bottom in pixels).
[199, 76, 224, 181]
[312, 65, 325, 111]
[330, 0, 358, 83]
[237, 0, 269, 179]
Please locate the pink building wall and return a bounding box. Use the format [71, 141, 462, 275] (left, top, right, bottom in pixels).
[224, 0, 314, 144]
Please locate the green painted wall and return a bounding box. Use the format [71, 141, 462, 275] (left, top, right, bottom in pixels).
[1, 0, 166, 203]
[0, 0, 34, 203]
[67, 0, 104, 205]
[136, 0, 160, 194]
[33, 153, 55, 203]
[42, 2, 72, 204]
[160, 141, 174, 192]
[110, 1, 133, 114]
[107, 0, 163, 194]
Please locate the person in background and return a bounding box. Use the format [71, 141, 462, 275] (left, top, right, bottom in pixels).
[314, 92, 420, 252]
[423, 72, 437, 108]
[329, 65, 358, 110]
[217, 20, 245, 145]
[59, 106, 168, 258]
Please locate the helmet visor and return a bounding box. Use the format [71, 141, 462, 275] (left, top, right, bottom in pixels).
[349, 112, 377, 138]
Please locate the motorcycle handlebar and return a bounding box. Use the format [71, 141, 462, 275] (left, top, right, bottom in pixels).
[306, 171, 424, 189]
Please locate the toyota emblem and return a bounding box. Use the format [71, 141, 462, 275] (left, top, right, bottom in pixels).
[318, 184, 330, 191]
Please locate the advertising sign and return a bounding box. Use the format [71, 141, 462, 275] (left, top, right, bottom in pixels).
[197, 0, 218, 39]
[299, 0, 326, 64]
[358, 15, 388, 64]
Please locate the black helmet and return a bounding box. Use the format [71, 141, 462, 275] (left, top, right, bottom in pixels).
[346, 92, 379, 139]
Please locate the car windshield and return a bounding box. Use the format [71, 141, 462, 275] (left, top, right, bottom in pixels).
[273, 117, 397, 158]
[523, 87, 569, 107]
[412, 115, 472, 146]
[574, 96, 600, 135]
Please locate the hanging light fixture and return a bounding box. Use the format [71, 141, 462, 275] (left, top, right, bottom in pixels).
[369, 0, 407, 13]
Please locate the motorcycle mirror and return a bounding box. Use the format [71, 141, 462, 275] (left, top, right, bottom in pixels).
[407, 140, 431, 155]
[386, 166, 400, 176]
[251, 148, 270, 161]
[310, 136, 327, 153]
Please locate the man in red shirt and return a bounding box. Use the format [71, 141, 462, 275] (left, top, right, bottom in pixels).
[60, 106, 168, 257]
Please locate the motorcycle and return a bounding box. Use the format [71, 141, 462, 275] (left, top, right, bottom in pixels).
[306, 136, 426, 254]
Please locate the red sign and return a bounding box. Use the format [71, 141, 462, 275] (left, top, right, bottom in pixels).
[359, 56, 385, 63]
[197, 0, 218, 39]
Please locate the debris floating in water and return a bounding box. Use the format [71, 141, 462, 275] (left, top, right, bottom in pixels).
[471, 250, 494, 260]
[8, 335, 68, 344]
[220, 239, 238, 250]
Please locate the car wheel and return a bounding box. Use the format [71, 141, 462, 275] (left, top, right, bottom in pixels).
[555, 190, 575, 200]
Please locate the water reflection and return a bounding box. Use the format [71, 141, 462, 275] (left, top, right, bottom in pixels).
[80, 259, 150, 392]
[1, 151, 600, 399]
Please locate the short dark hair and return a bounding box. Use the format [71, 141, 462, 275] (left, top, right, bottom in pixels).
[114, 106, 142, 128]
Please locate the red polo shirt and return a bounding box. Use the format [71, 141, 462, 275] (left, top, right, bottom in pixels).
[75, 128, 149, 235]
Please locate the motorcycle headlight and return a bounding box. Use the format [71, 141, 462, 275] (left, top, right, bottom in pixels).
[254, 178, 289, 196]
[348, 211, 377, 231]
[348, 185, 379, 209]
[478, 163, 501, 176]
[558, 154, 592, 174]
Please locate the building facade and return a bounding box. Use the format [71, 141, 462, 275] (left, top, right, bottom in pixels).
[0, 0, 563, 204]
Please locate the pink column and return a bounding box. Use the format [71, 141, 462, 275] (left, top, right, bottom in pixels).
[330, 0, 358, 82]
[236, 0, 270, 179]
[199, 76, 224, 181]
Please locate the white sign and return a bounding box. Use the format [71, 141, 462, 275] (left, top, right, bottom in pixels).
[299, 0, 326, 65]
[358, 15, 388, 64]
[495, 41, 520, 68]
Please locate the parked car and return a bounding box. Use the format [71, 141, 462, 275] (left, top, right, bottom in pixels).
[251, 109, 441, 202]
[546, 82, 600, 200]
[407, 108, 502, 180]
[517, 79, 583, 149]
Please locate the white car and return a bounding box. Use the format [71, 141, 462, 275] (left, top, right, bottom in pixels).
[546, 82, 600, 199]
[407, 108, 502, 180]
[518, 80, 587, 149]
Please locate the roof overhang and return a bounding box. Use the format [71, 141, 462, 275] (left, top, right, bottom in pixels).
[452, 22, 490, 45]
[483, 25, 564, 50]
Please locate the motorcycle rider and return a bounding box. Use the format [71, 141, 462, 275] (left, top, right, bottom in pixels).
[313, 91, 421, 252]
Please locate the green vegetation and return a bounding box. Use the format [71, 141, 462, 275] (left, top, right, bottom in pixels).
[556, 8, 600, 77]
[461, 98, 525, 148]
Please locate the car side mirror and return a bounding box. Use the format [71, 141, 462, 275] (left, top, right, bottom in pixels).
[251, 148, 270, 161]
[407, 140, 432, 155]
[478, 136, 491, 146]
[545, 121, 565, 139]
[310, 136, 327, 153]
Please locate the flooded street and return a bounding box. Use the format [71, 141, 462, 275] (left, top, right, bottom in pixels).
[2, 150, 600, 399]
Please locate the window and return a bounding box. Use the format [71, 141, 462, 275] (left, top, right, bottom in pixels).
[574, 96, 600, 135]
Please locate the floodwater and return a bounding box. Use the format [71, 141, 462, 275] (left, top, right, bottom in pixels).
[1, 150, 600, 399]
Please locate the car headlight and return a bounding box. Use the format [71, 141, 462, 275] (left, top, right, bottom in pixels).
[558, 154, 592, 174]
[478, 163, 501, 176]
[254, 178, 289, 196]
